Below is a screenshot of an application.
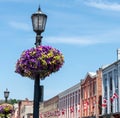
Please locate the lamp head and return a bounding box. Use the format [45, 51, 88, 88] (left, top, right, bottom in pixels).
[4, 88, 9, 98]
[31, 6, 47, 35]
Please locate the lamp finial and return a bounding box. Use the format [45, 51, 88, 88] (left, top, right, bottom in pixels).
[38, 5, 41, 11]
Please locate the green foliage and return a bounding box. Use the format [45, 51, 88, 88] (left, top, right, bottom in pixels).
[9, 99, 17, 104]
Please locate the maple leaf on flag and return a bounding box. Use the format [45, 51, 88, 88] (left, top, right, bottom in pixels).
[70, 106, 74, 113]
[102, 98, 107, 107]
[111, 92, 119, 102]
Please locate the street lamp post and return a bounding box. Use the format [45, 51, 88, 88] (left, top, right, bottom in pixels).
[31, 6, 47, 118]
[4, 88, 10, 103]
[4, 88, 10, 118]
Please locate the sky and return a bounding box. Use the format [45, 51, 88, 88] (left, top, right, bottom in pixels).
[0, 0, 120, 101]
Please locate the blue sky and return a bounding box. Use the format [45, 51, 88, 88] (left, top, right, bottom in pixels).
[0, 0, 120, 100]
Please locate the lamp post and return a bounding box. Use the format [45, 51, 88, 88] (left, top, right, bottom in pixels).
[4, 88, 10, 103]
[31, 6, 47, 118]
[4, 88, 10, 118]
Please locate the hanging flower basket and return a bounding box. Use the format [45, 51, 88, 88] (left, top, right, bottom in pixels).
[15, 46, 64, 79]
[0, 103, 13, 115]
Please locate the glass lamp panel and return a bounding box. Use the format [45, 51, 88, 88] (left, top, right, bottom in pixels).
[32, 15, 38, 31]
[42, 16, 47, 31]
[38, 15, 44, 31]
[4, 91, 9, 98]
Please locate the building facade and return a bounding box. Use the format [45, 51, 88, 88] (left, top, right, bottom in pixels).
[11, 103, 19, 118]
[102, 59, 120, 118]
[18, 98, 33, 118]
[58, 83, 80, 118]
[81, 69, 102, 118]
[40, 95, 59, 118]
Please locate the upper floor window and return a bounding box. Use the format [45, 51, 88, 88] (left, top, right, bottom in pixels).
[93, 81, 96, 95]
[109, 71, 112, 91]
[114, 69, 118, 89]
[78, 90, 80, 103]
[103, 74, 108, 98]
[75, 91, 77, 104]
[88, 85, 90, 98]
[90, 83, 92, 96]
[81, 88, 84, 99]
[104, 74, 107, 86]
[84, 86, 87, 99]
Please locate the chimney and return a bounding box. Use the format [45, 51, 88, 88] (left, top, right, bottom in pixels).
[117, 49, 120, 60]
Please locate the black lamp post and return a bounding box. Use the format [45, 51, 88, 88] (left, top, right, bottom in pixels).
[4, 88, 10, 103]
[31, 6, 47, 118]
[4, 89, 10, 118]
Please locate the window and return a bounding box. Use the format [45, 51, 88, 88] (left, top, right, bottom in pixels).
[109, 71, 113, 113]
[111, 102, 113, 113]
[88, 84, 90, 98]
[70, 94, 72, 106]
[81, 88, 84, 99]
[116, 97, 119, 112]
[75, 91, 77, 104]
[104, 74, 107, 97]
[114, 69, 118, 89]
[63, 97, 65, 107]
[66, 96, 67, 108]
[84, 86, 86, 99]
[105, 106, 107, 114]
[109, 71, 112, 91]
[93, 81, 96, 95]
[68, 94, 70, 107]
[73, 93, 74, 105]
[78, 90, 80, 104]
[90, 84, 92, 96]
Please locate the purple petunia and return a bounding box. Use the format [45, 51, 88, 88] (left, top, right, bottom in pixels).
[0, 104, 13, 115]
[15, 45, 64, 79]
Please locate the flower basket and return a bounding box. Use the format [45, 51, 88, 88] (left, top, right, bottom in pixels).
[15, 46, 64, 79]
[0, 103, 13, 115]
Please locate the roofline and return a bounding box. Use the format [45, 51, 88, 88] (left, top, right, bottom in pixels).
[102, 59, 120, 71]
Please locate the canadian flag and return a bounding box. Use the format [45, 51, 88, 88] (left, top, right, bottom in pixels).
[77, 104, 80, 112]
[61, 109, 65, 115]
[84, 101, 89, 110]
[110, 92, 119, 102]
[92, 101, 96, 109]
[70, 106, 74, 113]
[102, 98, 107, 107]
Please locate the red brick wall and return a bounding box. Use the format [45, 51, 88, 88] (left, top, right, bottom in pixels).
[81, 69, 102, 117]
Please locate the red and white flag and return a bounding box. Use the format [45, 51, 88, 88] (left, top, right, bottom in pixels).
[102, 98, 107, 107]
[110, 97, 113, 102]
[92, 100, 96, 109]
[111, 92, 119, 102]
[70, 106, 74, 113]
[84, 101, 89, 110]
[61, 109, 65, 115]
[113, 92, 119, 98]
[77, 104, 80, 112]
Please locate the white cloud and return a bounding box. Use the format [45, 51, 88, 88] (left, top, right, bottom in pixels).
[44, 37, 106, 45]
[9, 21, 31, 31]
[84, 0, 120, 11]
[44, 28, 120, 46]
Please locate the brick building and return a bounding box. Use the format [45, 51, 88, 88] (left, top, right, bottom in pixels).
[18, 98, 33, 118]
[80, 69, 102, 118]
[40, 95, 59, 118]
